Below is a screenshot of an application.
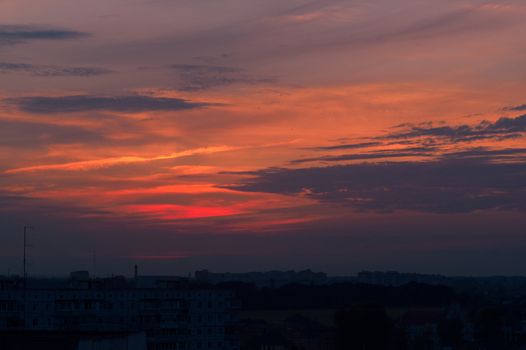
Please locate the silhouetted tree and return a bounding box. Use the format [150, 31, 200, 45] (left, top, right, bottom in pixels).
[411, 331, 435, 350]
[437, 318, 464, 348]
[474, 307, 504, 349]
[334, 304, 394, 350]
[233, 282, 461, 310]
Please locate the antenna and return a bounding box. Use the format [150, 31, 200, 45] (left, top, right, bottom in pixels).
[23, 225, 33, 329]
[23, 225, 33, 284]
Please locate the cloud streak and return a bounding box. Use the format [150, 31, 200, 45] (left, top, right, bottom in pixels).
[168, 64, 276, 91]
[0, 25, 88, 45]
[307, 141, 382, 151]
[6, 95, 209, 114]
[2, 146, 237, 174]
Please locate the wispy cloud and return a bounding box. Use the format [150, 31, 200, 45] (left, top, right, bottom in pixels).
[168, 64, 275, 91]
[0, 25, 88, 45]
[130, 254, 190, 261]
[291, 148, 435, 164]
[0, 62, 112, 77]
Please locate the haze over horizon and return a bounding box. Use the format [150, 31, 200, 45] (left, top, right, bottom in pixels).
[1, 0, 525, 277]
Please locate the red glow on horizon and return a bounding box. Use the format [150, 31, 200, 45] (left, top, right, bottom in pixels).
[121, 204, 242, 221]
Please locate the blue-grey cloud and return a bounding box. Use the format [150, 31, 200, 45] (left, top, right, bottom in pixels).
[6, 95, 209, 114]
[442, 147, 526, 161]
[259, 113, 526, 211]
[506, 104, 526, 112]
[303, 115, 526, 162]
[246, 5, 516, 61]
[0, 25, 89, 45]
[230, 155, 526, 213]
[168, 64, 275, 91]
[0, 62, 112, 77]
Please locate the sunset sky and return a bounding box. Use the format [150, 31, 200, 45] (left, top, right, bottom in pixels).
[1, 0, 525, 276]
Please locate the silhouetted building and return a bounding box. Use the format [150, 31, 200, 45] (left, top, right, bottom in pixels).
[357, 271, 448, 286]
[400, 309, 443, 345]
[195, 270, 327, 288]
[284, 314, 334, 350]
[0, 273, 239, 350]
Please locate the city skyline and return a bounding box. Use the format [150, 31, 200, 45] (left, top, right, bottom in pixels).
[1, 0, 526, 276]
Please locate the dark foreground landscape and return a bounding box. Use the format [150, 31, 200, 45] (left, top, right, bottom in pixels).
[2, 270, 526, 350]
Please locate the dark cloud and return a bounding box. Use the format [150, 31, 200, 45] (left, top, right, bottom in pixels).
[0, 62, 112, 77]
[385, 114, 526, 142]
[307, 141, 382, 151]
[291, 147, 435, 164]
[442, 147, 526, 160]
[6, 95, 209, 114]
[230, 153, 526, 213]
[388, 8, 505, 42]
[506, 104, 526, 112]
[168, 64, 275, 91]
[0, 190, 111, 219]
[254, 114, 526, 212]
[0, 25, 88, 45]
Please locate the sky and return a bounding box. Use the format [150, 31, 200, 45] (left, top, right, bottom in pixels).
[0, 0, 525, 277]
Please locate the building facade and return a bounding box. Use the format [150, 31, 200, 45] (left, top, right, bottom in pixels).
[0, 276, 239, 350]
